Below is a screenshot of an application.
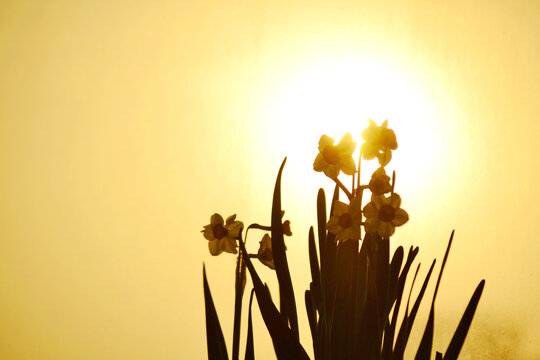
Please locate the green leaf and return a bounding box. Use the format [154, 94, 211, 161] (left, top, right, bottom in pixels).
[232, 254, 247, 360]
[443, 280, 485, 360]
[245, 289, 255, 360]
[394, 259, 436, 360]
[330, 240, 358, 359]
[415, 231, 455, 360]
[305, 290, 318, 357]
[270, 157, 299, 338]
[203, 264, 229, 360]
[238, 239, 310, 360]
[382, 246, 404, 359]
[308, 227, 321, 312]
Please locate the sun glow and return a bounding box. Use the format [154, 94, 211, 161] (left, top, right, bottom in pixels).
[257, 55, 442, 197]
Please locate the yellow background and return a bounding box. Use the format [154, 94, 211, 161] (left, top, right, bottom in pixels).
[1, 0, 539, 359]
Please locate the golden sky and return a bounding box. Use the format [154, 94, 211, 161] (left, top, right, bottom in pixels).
[1, 0, 539, 359]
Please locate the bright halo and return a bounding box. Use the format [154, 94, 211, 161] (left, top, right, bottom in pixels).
[256, 55, 441, 198]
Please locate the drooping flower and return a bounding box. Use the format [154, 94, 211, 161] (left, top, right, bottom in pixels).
[281, 210, 293, 236]
[313, 133, 356, 178]
[360, 119, 397, 166]
[202, 213, 243, 256]
[326, 197, 362, 242]
[363, 194, 408, 237]
[257, 233, 275, 269]
[368, 167, 392, 196]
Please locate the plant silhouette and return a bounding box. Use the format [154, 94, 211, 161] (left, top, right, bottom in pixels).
[202, 120, 485, 360]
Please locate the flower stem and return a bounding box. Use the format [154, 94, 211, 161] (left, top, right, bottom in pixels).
[332, 177, 353, 200]
[357, 149, 362, 191]
[232, 251, 246, 360]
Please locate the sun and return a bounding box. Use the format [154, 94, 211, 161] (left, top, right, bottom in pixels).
[255, 54, 442, 198]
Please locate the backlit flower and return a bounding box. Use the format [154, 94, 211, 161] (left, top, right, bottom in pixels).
[363, 194, 408, 237]
[257, 234, 275, 269]
[326, 197, 362, 242]
[202, 213, 243, 256]
[368, 167, 392, 196]
[360, 119, 397, 166]
[313, 133, 356, 178]
[281, 210, 293, 236]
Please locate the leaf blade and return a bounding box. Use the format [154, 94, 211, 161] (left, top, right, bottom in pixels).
[203, 264, 229, 360]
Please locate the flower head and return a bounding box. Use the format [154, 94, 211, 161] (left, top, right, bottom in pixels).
[313, 133, 356, 178]
[202, 213, 243, 256]
[368, 167, 392, 196]
[281, 210, 292, 236]
[363, 194, 408, 237]
[257, 233, 275, 269]
[360, 119, 397, 166]
[326, 197, 362, 242]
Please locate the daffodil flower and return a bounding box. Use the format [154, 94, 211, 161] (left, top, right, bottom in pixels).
[326, 197, 362, 242]
[202, 213, 243, 256]
[363, 194, 408, 237]
[257, 233, 275, 269]
[313, 133, 356, 178]
[281, 210, 293, 236]
[368, 167, 392, 196]
[360, 119, 397, 166]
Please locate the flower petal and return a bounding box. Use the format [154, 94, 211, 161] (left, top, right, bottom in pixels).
[382, 128, 398, 150]
[392, 208, 409, 226]
[372, 195, 385, 209]
[337, 132, 356, 155]
[339, 227, 353, 242]
[226, 214, 236, 225]
[260, 233, 272, 249]
[313, 152, 328, 172]
[208, 240, 223, 256]
[211, 213, 224, 226]
[379, 222, 395, 237]
[335, 201, 350, 216]
[202, 225, 215, 241]
[363, 202, 377, 218]
[326, 217, 340, 234]
[324, 164, 340, 178]
[389, 193, 402, 208]
[361, 142, 379, 160]
[351, 225, 360, 241]
[222, 238, 238, 254]
[340, 155, 357, 175]
[372, 167, 387, 178]
[227, 221, 243, 237]
[364, 217, 379, 233]
[378, 148, 392, 167]
[318, 134, 334, 151]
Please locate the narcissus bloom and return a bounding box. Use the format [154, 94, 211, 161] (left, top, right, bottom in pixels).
[326, 197, 362, 242]
[281, 210, 293, 236]
[202, 213, 243, 256]
[257, 234, 275, 269]
[361, 119, 397, 166]
[368, 167, 392, 196]
[363, 194, 408, 237]
[313, 133, 356, 178]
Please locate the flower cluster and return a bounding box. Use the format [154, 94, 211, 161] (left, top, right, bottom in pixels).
[202, 120, 408, 268]
[313, 120, 408, 240]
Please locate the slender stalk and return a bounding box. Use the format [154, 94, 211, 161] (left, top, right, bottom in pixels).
[391, 170, 396, 195]
[232, 241, 247, 360]
[357, 149, 362, 192]
[332, 177, 353, 200]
